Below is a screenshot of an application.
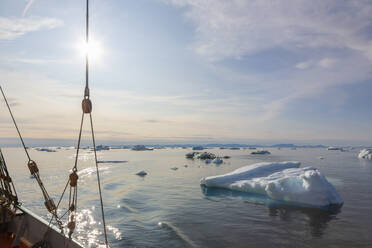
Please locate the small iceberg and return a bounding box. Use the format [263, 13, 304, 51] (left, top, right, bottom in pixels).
[132, 145, 153, 151]
[171, 167, 178, 170]
[35, 148, 56, 152]
[192, 146, 204, 150]
[200, 161, 343, 209]
[95, 145, 110, 151]
[197, 152, 216, 160]
[327, 147, 343, 151]
[223, 155, 230, 159]
[358, 149, 372, 160]
[185, 152, 198, 159]
[251, 150, 270, 155]
[212, 157, 223, 164]
[136, 170, 147, 176]
[205, 159, 212, 164]
[97, 160, 127, 164]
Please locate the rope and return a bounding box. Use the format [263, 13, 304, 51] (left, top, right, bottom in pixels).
[1, 86, 64, 231]
[89, 113, 108, 247]
[85, 0, 89, 99]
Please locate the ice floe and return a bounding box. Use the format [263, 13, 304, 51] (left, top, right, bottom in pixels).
[212, 157, 223, 164]
[251, 150, 270, 155]
[327, 147, 343, 151]
[358, 149, 372, 160]
[197, 152, 216, 160]
[136, 170, 147, 176]
[200, 161, 343, 208]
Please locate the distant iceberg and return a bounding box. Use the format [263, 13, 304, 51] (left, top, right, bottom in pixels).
[327, 147, 343, 151]
[200, 161, 343, 209]
[132, 145, 153, 151]
[136, 170, 147, 176]
[358, 149, 372, 160]
[251, 150, 270, 155]
[212, 157, 223, 164]
[35, 148, 56, 152]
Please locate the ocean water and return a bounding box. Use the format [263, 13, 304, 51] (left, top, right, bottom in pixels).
[2, 147, 372, 247]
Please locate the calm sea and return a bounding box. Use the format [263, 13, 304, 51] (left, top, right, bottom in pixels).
[2, 147, 372, 247]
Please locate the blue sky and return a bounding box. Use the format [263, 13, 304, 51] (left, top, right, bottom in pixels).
[1, 0, 372, 146]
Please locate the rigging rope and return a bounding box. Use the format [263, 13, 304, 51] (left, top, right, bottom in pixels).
[63, 0, 109, 245]
[0, 86, 64, 231]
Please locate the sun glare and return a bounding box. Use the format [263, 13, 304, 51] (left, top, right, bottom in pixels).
[77, 39, 103, 62]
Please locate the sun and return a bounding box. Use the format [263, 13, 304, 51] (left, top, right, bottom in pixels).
[76, 39, 103, 62]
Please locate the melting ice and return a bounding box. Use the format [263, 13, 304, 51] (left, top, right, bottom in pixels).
[200, 161, 343, 208]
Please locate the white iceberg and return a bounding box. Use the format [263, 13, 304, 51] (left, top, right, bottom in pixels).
[358, 149, 372, 160]
[327, 146, 343, 151]
[200, 161, 343, 208]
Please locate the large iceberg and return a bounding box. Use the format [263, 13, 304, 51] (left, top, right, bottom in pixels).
[358, 149, 372, 160]
[200, 161, 343, 208]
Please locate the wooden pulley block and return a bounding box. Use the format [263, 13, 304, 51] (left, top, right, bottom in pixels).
[69, 171, 79, 187]
[82, 98, 92, 113]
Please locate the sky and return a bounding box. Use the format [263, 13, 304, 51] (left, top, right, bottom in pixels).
[1, 0, 372, 146]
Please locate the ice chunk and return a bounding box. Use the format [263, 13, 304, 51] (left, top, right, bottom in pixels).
[251, 150, 270, 155]
[132, 145, 153, 151]
[212, 157, 223, 164]
[136, 170, 147, 176]
[358, 149, 372, 160]
[185, 152, 197, 159]
[197, 152, 216, 160]
[200, 161, 343, 208]
[327, 146, 343, 151]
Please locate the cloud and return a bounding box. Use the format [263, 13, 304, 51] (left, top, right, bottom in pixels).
[1, 97, 20, 107]
[0, 16, 63, 40]
[9, 58, 70, 64]
[295, 61, 313, 70]
[295, 58, 337, 70]
[167, 0, 372, 61]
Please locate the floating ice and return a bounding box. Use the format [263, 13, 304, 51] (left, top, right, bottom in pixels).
[97, 160, 127, 164]
[136, 170, 147, 176]
[358, 149, 372, 160]
[132, 145, 153, 151]
[200, 161, 343, 208]
[251, 150, 270, 155]
[197, 152, 216, 160]
[327, 147, 343, 151]
[212, 157, 223, 164]
[185, 152, 197, 159]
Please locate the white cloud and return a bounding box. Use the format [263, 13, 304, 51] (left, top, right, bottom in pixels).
[0, 16, 63, 40]
[167, 0, 372, 61]
[318, 58, 337, 68]
[295, 58, 337, 70]
[295, 61, 313, 70]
